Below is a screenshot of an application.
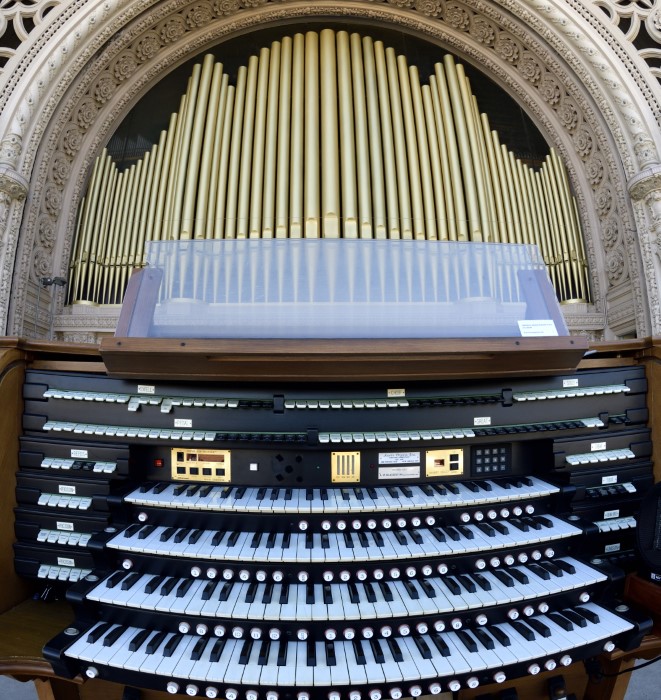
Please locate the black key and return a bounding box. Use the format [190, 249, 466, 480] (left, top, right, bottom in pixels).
[363, 583, 377, 603]
[465, 481, 480, 493]
[394, 530, 408, 546]
[473, 573, 492, 591]
[512, 621, 536, 641]
[306, 583, 315, 605]
[245, 581, 258, 604]
[419, 484, 434, 496]
[528, 563, 551, 581]
[210, 638, 226, 662]
[325, 641, 337, 666]
[400, 486, 413, 498]
[160, 578, 178, 595]
[480, 481, 493, 491]
[575, 606, 600, 624]
[431, 527, 446, 542]
[413, 635, 432, 659]
[477, 523, 496, 538]
[509, 518, 529, 532]
[106, 571, 127, 589]
[270, 488, 280, 501]
[305, 532, 314, 550]
[341, 488, 351, 501]
[277, 640, 288, 666]
[555, 559, 576, 575]
[527, 619, 552, 637]
[357, 532, 369, 548]
[433, 483, 449, 495]
[419, 579, 436, 598]
[343, 532, 354, 548]
[266, 532, 277, 549]
[284, 488, 292, 501]
[537, 515, 554, 528]
[370, 638, 385, 664]
[160, 527, 176, 542]
[403, 580, 419, 600]
[549, 612, 574, 631]
[173, 528, 190, 543]
[353, 488, 364, 501]
[256, 488, 267, 500]
[139, 482, 155, 493]
[119, 571, 142, 591]
[493, 570, 515, 588]
[191, 637, 207, 661]
[458, 525, 475, 540]
[539, 561, 563, 577]
[163, 634, 183, 657]
[199, 485, 213, 497]
[153, 482, 168, 494]
[202, 580, 218, 601]
[509, 568, 529, 585]
[279, 583, 290, 604]
[323, 584, 333, 604]
[137, 525, 155, 540]
[282, 532, 291, 549]
[186, 485, 200, 497]
[146, 631, 167, 653]
[443, 577, 461, 596]
[387, 637, 404, 662]
[373, 531, 385, 547]
[239, 639, 253, 665]
[306, 489, 314, 501]
[474, 628, 495, 650]
[262, 583, 274, 604]
[321, 533, 330, 550]
[491, 521, 509, 535]
[176, 578, 193, 598]
[173, 484, 187, 496]
[145, 575, 166, 594]
[218, 582, 233, 602]
[128, 628, 150, 652]
[306, 640, 316, 666]
[387, 486, 399, 498]
[211, 531, 225, 546]
[522, 516, 543, 531]
[352, 639, 367, 665]
[378, 581, 394, 602]
[410, 530, 423, 545]
[445, 526, 461, 542]
[250, 532, 262, 548]
[458, 575, 476, 593]
[227, 531, 240, 547]
[102, 625, 126, 647]
[457, 630, 478, 653]
[348, 583, 361, 604]
[490, 626, 511, 647]
[258, 640, 270, 665]
[430, 632, 451, 657]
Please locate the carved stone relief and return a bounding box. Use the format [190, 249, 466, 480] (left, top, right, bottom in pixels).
[1, 0, 660, 340]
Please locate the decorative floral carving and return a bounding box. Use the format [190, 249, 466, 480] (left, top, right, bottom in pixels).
[445, 3, 470, 31]
[494, 33, 520, 63]
[414, 0, 443, 18]
[518, 52, 542, 84]
[133, 37, 160, 67]
[469, 16, 496, 46]
[538, 74, 561, 105]
[386, 0, 414, 8]
[242, 0, 269, 6]
[585, 154, 604, 187]
[33, 247, 52, 279]
[573, 125, 594, 158]
[0, 133, 22, 166]
[50, 151, 71, 187]
[37, 215, 56, 247]
[158, 16, 187, 44]
[60, 125, 83, 157]
[43, 183, 62, 217]
[112, 51, 139, 82]
[595, 184, 613, 217]
[91, 71, 116, 104]
[606, 247, 626, 284]
[186, 2, 214, 27]
[212, 0, 240, 15]
[557, 98, 579, 131]
[75, 97, 99, 130]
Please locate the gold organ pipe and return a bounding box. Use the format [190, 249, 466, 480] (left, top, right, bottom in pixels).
[113, 163, 139, 302]
[144, 131, 167, 245]
[182, 54, 214, 238]
[68, 193, 86, 304]
[545, 154, 573, 298]
[398, 60, 427, 240]
[488, 130, 515, 243]
[163, 93, 188, 238]
[101, 168, 127, 303]
[350, 33, 373, 238]
[337, 31, 358, 238]
[262, 41, 282, 239]
[540, 160, 569, 299]
[362, 36, 387, 239]
[169, 65, 202, 238]
[532, 168, 559, 291]
[237, 52, 262, 238]
[118, 158, 145, 297]
[289, 34, 305, 238]
[385, 47, 413, 239]
[134, 145, 156, 266]
[421, 85, 449, 241]
[206, 72, 229, 236]
[304, 31, 320, 238]
[479, 113, 505, 243]
[275, 36, 293, 238]
[320, 29, 340, 238]
[470, 97, 499, 242]
[409, 65, 437, 240]
[443, 55, 481, 241]
[431, 63, 467, 240]
[195, 62, 224, 239]
[225, 66, 248, 238]
[211, 81, 234, 238]
[499, 144, 523, 245]
[153, 111, 179, 241]
[90, 163, 117, 302]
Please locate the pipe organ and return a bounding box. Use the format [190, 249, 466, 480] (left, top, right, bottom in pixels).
[68, 30, 590, 308]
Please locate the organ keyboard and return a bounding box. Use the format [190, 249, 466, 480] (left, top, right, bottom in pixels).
[1, 337, 657, 700]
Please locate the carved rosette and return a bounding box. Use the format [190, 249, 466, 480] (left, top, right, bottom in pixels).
[8, 0, 658, 339]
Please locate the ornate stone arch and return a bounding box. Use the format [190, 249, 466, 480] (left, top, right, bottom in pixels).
[1, 0, 659, 341]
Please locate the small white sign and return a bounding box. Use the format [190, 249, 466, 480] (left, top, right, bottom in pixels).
[604, 509, 620, 520]
[518, 319, 558, 337]
[602, 475, 618, 485]
[474, 416, 491, 426]
[387, 388, 406, 398]
[57, 557, 75, 567]
[175, 418, 193, 428]
[379, 452, 420, 465]
[591, 442, 607, 452]
[56, 521, 74, 531]
[563, 378, 579, 388]
[58, 484, 76, 495]
[137, 384, 156, 395]
[71, 449, 88, 459]
[378, 466, 420, 480]
[605, 543, 621, 553]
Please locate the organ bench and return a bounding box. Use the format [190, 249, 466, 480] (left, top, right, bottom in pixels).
[0, 335, 660, 700]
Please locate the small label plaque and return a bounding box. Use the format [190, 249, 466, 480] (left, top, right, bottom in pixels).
[71, 449, 88, 459]
[58, 484, 76, 495]
[591, 442, 607, 452]
[137, 385, 156, 395]
[175, 418, 193, 428]
[56, 521, 74, 531]
[379, 452, 420, 465]
[57, 557, 75, 567]
[378, 466, 420, 480]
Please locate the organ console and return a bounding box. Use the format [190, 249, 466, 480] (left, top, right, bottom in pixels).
[1, 322, 660, 700]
